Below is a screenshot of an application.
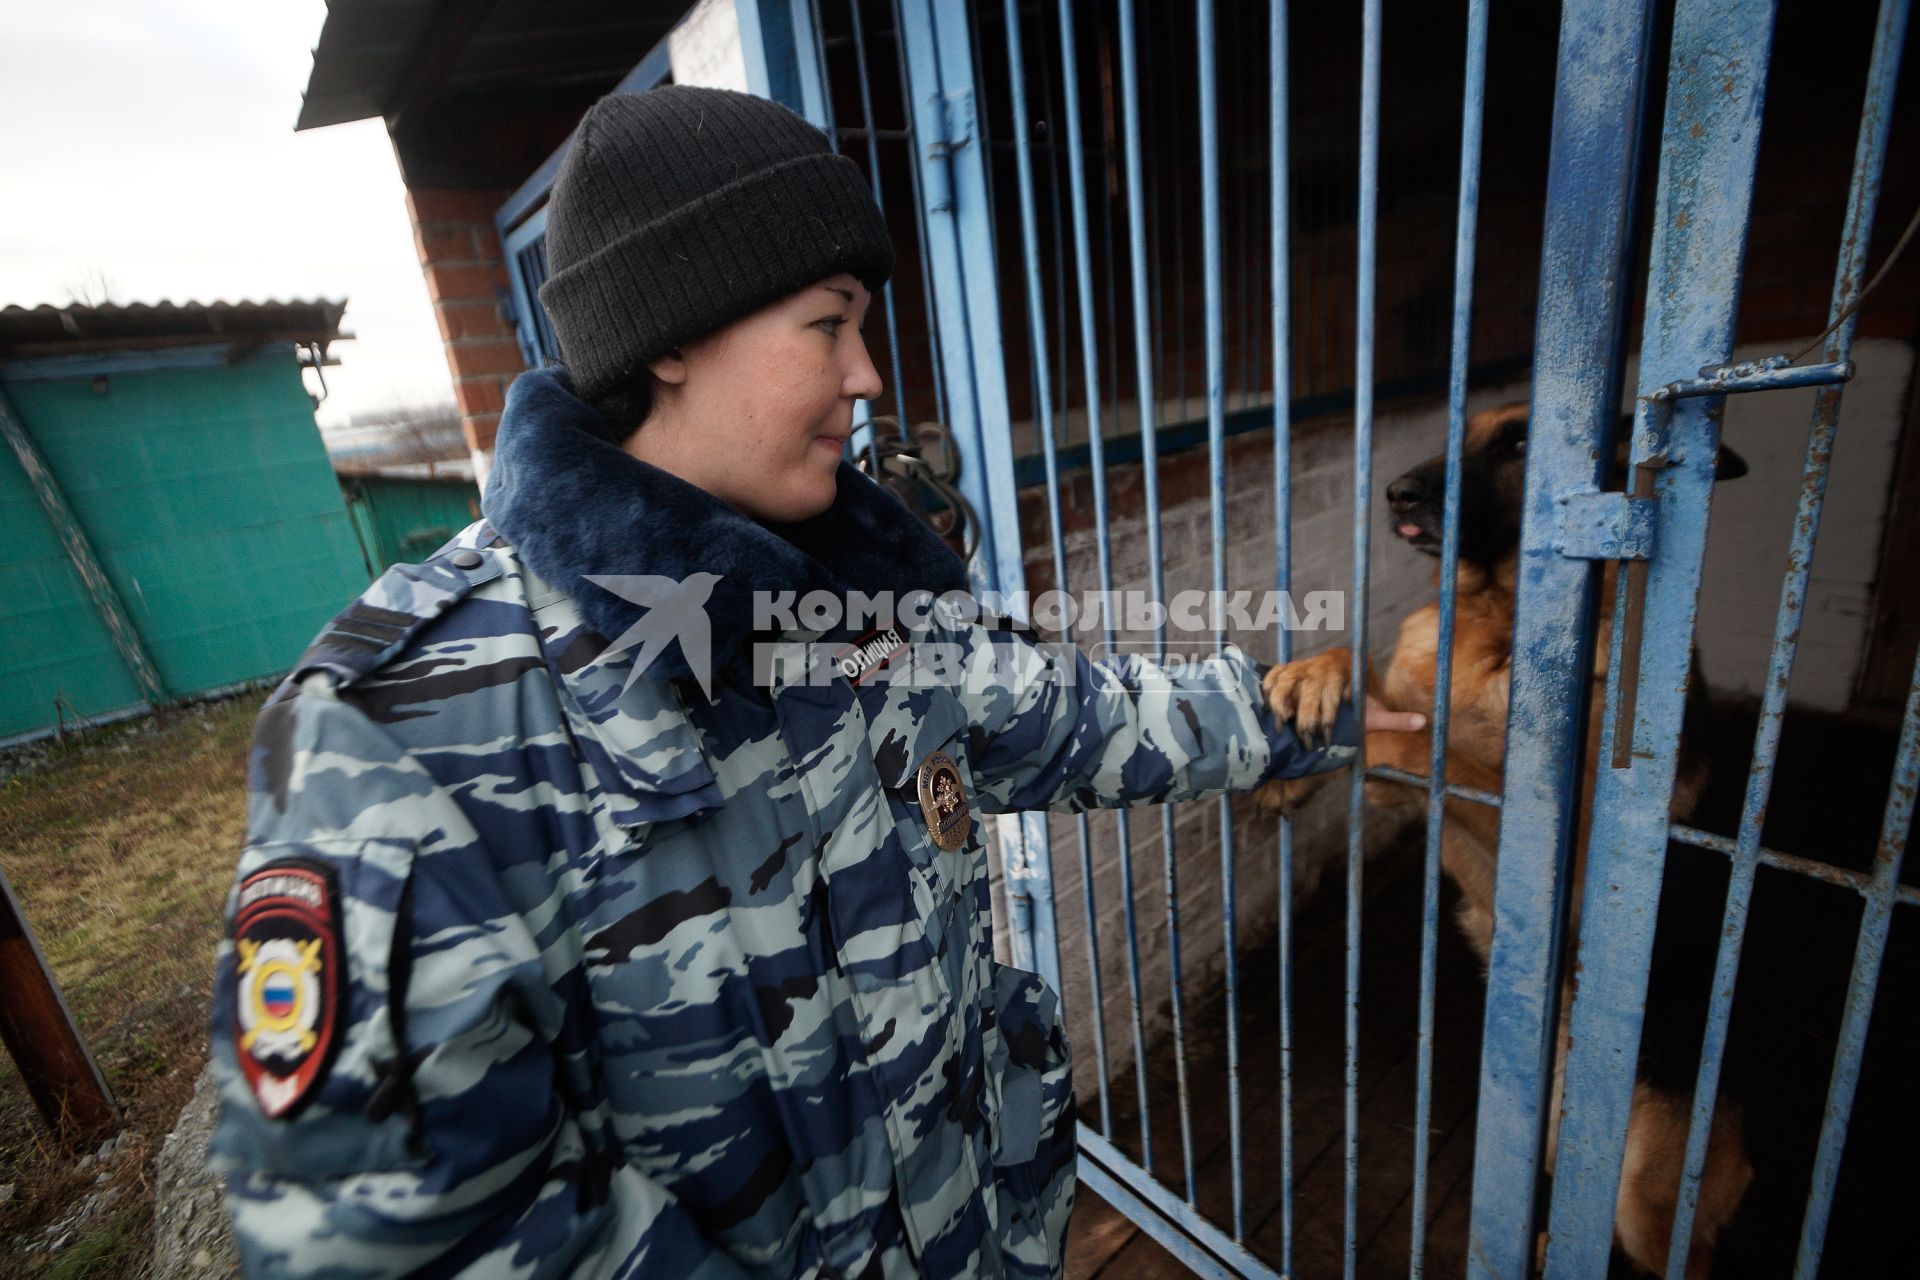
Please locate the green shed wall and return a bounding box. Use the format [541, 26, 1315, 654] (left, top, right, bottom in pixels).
[0, 350, 370, 742]
[340, 473, 480, 576]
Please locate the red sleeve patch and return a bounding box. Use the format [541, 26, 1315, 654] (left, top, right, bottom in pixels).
[232, 861, 345, 1119]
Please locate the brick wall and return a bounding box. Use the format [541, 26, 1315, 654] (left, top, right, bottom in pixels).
[406, 188, 529, 480]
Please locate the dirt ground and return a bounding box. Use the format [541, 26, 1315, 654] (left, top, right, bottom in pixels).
[0, 688, 269, 1279]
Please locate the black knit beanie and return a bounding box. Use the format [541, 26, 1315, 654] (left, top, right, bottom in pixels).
[537, 85, 894, 404]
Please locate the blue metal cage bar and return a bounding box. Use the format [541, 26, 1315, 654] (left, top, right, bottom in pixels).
[1668, 3, 1911, 1271]
[1467, 2, 1661, 1273]
[996, 0, 1110, 1142]
[844, 0, 913, 441]
[1266, 2, 1299, 1268]
[1669, 821, 1920, 908]
[1342, 2, 1382, 1273]
[1780, 14, 1916, 1270]
[1543, 0, 1780, 1269]
[1410, 2, 1489, 1274]
[887, 0, 954, 435]
[1049, 0, 1156, 1174]
[1793, 649, 1920, 1275]
[1198, 0, 1249, 1244]
[1117, 0, 1199, 1207]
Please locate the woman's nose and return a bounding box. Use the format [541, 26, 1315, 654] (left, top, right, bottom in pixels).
[846, 335, 884, 402]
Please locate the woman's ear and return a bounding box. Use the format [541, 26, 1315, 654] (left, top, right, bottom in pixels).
[648, 346, 689, 386]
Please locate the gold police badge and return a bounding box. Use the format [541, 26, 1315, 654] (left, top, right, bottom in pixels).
[915, 750, 972, 850]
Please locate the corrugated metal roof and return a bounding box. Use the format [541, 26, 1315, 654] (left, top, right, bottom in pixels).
[296, 0, 681, 132]
[0, 300, 349, 358]
[296, 0, 441, 131]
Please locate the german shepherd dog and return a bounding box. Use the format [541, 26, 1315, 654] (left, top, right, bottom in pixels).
[1254, 402, 1754, 1278]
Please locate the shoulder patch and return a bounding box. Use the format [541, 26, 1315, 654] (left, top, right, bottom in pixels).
[232, 859, 345, 1118]
[288, 542, 504, 691]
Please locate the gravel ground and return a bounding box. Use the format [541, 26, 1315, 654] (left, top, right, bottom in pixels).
[151, 1066, 240, 1280]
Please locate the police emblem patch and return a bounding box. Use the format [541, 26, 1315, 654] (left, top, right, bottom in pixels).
[915, 750, 972, 851]
[231, 861, 344, 1118]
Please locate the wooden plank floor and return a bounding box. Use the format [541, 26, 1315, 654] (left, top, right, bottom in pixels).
[1063, 830, 1488, 1279]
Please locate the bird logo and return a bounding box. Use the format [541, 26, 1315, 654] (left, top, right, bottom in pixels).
[582, 572, 723, 697]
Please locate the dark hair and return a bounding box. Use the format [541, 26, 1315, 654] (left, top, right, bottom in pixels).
[582, 370, 660, 447]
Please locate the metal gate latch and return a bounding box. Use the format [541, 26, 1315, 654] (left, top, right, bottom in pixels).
[1552, 488, 1659, 561]
[1552, 454, 1669, 766]
[922, 90, 975, 214]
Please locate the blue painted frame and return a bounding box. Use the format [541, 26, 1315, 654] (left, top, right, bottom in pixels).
[1410, 2, 1489, 1274]
[740, 0, 820, 121]
[1466, 2, 1662, 1273]
[888, 0, 1063, 1002]
[1542, 2, 1780, 1271]
[893, 0, 1026, 602]
[1470, 2, 1916, 1276]
[500, 205, 552, 368]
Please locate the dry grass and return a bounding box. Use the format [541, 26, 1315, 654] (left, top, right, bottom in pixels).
[0, 688, 269, 1277]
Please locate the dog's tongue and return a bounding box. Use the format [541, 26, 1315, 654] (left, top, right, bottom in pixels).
[1398, 522, 1423, 539]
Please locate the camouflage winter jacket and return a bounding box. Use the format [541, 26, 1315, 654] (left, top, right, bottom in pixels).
[208, 367, 1359, 1279]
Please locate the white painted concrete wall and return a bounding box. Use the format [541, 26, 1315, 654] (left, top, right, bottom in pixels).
[1680, 337, 1912, 711]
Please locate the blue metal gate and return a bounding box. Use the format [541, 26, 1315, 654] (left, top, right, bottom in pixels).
[497, 1, 1916, 1274]
[1477, 1, 1916, 1277]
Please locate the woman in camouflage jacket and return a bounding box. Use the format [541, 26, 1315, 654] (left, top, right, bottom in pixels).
[208, 85, 1401, 1280]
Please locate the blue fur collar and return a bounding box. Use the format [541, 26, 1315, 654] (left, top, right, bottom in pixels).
[479, 366, 968, 682]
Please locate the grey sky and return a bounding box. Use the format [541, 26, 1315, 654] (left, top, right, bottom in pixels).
[0, 0, 455, 429]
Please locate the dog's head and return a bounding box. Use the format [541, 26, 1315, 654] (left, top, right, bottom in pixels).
[1386, 401, 1749, 567]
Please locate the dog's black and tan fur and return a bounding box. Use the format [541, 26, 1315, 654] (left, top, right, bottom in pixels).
[1256, 402, 1753, 1278]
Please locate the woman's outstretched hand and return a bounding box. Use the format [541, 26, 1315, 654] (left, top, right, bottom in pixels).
[1366, 695, 1426, 734]
[1253, 678, 1429, 820]
[1262, 648, 1427, 743]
